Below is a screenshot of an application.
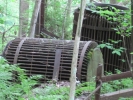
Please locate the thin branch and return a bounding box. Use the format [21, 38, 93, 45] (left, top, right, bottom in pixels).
[1, 23, 15, 42]
[3, 23, 15, 34]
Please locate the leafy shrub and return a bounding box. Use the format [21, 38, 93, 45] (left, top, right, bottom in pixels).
[0, 56, 42, 100]
[0, 56, 133, 100]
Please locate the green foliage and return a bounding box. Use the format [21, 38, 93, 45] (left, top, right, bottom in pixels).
[0, 0, 19, 53]
[76, 81, 95, 96]
[32, 84, 69, 100]
[44, 0, 82, 39]
[0, 1, 133, 100]
[72, 0, 80, 6]
[45, 0, 64, 33]
[98, 42, 125, 56]
[31, 70, 133, 100]
[0, 56, 42, 100]
[130, 52, 133, 54]
[0, 55, 133, 100]
[101, 70, 133, 94]
[87, 49, 93, 59]
[91, 4, 132, 56]
[32, 81, 95, 100]
[0, 0, 19, 32]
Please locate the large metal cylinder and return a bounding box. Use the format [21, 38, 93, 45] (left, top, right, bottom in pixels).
[73, 3, 130, 73]
[3, 38, 103, 81]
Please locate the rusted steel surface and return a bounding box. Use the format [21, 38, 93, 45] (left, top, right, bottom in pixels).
[52, 49, 62, 80]
[35, 0, 59, 38]
[101, 71, 133, 83]
[13, 38, 27, 64]
[95, 64, 103, 100]
[35, 0, 45, 37]
[41, 28, 59, 38]
[77, 41, 97, 80]
[92, 64, 133, 100]
[3, 38, 98, 81]
[100, 88, 133, 100]
[73, 20, 115, 32]
[40, 0, 44, 28]
[73, 3, 130, 73]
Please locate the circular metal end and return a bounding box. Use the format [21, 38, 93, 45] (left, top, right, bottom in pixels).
[77, 41, 98, 81]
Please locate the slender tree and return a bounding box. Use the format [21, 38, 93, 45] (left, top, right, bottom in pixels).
[19, 0, 29, 37]
[29, 0, 42, 38]
[69, 0, 87, 100]
[62, 0, 72, 39]
[131, 0, 133, 68]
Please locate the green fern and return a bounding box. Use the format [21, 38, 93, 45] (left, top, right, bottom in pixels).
[0, 56, 42, 100]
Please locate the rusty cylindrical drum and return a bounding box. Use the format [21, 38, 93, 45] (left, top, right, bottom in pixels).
[3, 38, 103, 82]
[73, 3, 130, 73]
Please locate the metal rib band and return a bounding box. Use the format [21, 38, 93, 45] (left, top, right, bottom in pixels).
[13, 38, 27, 64]
[52, 49, 62, 80]
[77, 41, 97, 81]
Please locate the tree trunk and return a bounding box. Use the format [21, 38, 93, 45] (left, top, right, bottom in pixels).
[62, 0, 72, 39]
[110, 0, 117, 4]
[66, 0, 72, 17]
[29, 0, 42, 38]
[68, 0, 87, 100]
[19, 0, 29, 37]
[131, 0, 133, 69]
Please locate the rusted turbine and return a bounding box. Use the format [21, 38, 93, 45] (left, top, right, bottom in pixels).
[73, 3, 130, 73]
[3, 38, 103, 81]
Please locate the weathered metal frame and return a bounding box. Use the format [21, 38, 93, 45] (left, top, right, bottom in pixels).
[35, 0, 58, 38]
[13, 38, 27, 64]
[77, 41, 98, 80]
[94, 65, 133, 100]
[52, 49, 62, 80]
[73, 3, 130, 73]
[95, 64, 103, 100]
[100, 88, 133, 100]
[3, 38, 98, 81]
[101, 71, 133, 83]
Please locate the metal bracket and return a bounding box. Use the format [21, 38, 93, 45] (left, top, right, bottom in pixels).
[52, 49, 62, 81]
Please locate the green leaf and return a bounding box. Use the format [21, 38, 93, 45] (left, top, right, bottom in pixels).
[121, 59, 126, 62]
[106, 45, 113, 49]
[112, 50, 121, 56]
[109, 39, 122, 44]
[130, 52, 133, 54]
[0, 18, 4, 24]
[98, 44, 106, 48]
[119, 47, 125, 50]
